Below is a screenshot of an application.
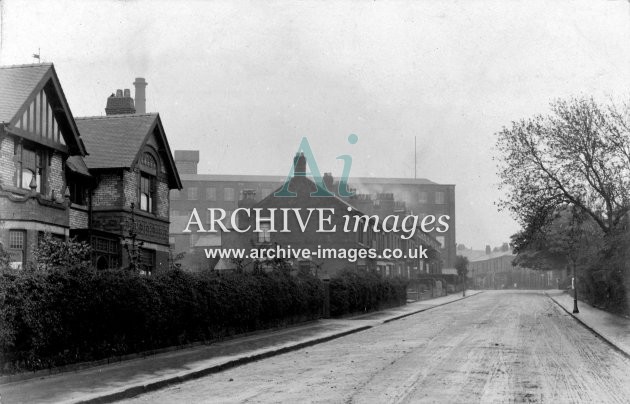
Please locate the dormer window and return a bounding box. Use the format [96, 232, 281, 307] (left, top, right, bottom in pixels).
[138, 152, 157, 213]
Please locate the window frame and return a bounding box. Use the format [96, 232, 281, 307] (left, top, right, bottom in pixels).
[8, 229, 26, 268]
[138, 151, 158, 213]
[15, 140, 47, 194]
[257, 222, 272, 244]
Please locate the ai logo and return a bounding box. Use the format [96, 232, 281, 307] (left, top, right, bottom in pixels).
[275, 134, 358, 197]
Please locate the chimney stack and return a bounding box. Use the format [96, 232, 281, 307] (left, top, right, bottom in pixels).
[133, 77, 147, 114]
[105, 88, 135, 115]
[293, 153, 306, 176]
[174, 150, 200, 174]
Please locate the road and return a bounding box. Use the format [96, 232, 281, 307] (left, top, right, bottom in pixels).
[123, 291, 630, 403]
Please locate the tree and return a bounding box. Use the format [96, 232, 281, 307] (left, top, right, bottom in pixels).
[32, 233, 92, 271]
[496, 97, 630, 237]
[512, 206, 602, 272]
[455, 255, 469, 277]
[455, 255, 469, 296]
[0, 243, 11, 270]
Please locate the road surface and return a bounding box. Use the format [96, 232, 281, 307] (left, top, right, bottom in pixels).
[123, 291, 630, 403]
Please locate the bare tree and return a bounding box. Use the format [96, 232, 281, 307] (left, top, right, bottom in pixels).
[496, 97, 630, 236]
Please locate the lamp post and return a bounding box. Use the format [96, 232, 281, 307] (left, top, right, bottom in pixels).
[572, 262, 579, 313]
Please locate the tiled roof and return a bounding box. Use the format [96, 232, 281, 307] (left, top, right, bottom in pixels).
[75, 114, 158, 169]
[0, 64, 52, 123]
[66, 155, 92, 177]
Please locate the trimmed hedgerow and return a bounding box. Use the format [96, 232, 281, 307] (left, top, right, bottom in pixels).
[329, 269, 408, 317]
[0, 268, 324, 373]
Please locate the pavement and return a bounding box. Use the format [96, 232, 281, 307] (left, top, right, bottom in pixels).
[0, 290, 481, 404]
[546, 289, 630, 358]
[121, 290, 630, 403]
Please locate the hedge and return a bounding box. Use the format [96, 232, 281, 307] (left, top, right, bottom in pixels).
[0, 268, 324, 373]
[329, 269, 408, 317]
[0, 266, 410, 374]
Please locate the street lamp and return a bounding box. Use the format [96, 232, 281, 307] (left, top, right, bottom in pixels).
[572, 263, 579, 313]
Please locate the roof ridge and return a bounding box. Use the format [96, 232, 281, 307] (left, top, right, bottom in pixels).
[0, 63, 53, 69]
[75, 113, 158, 120]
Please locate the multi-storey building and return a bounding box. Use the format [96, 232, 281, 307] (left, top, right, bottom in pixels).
[0, 63, 181, 272]
[169, 150, 456, 270]
[209, 154, 441, 278]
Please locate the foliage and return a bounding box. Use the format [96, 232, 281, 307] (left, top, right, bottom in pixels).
[122, 203, 144, 272]
[495, 97, 630, 236]
[168, 249, 186, 271]
[0, 268, 323, 373]
[32, 233, 92, 271]
[329, 269, 408, 317]
[454, 255, 469, 277]
[0, 243, 11, 270]
[512, 206, 603, 272]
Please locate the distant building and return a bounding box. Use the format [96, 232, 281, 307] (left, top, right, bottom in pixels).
[0, 63, 181, 272]
[468, 253, 566, 289]
[208, 154, 441, 278]
[169, 150, 456, 270]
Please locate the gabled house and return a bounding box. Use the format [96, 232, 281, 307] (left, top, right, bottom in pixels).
[0, 64, 88, 267]
[0, 63, 181, 272]
[219, 154, 441, 278]
[73, 113, 181, 271]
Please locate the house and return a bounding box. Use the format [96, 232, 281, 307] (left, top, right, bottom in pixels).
[0, 63, 181, 272]
[169, 150, 456, 270]
[214, 154, 441, 278]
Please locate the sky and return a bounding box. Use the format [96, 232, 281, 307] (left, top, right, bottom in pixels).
[1, 0, 630, 250]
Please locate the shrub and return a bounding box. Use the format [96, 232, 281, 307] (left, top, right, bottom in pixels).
[0, 268, 323, 373]
[329, 269, 408, 317]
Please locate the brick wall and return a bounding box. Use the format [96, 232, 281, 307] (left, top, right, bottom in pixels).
[0, 196, 68, 226]
[123, 168, 138, 209]
[0, 136, 15, 187]
[69, 206, 89, 229]
[48, 151, 65, 200]
[93, 172, 123, 208]
[156, 179, 169, 219]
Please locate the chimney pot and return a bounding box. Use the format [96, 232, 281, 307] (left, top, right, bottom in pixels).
[116, 89, 123, 97]
[124, 89, 131, 97]
[293, 153, 306, 175]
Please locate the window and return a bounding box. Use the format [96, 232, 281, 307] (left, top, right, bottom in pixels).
[436, 236, 445, 249]
[224, 210, 233, 227]
[140, 174, 155, 212]
[8, 230, 26, 268]
[188, 187, 198, 200]
[418, 191, 428, 203]
[140, 152, 157, 169]
[91, 236, 119, 269]
[258, 222, 271, 243]
[139, 248, 155, 274]
[139, 152, 157, 213]
[224, 187, 235, 201]
[435, 191, 445, 204]
[15, 143, 45, 193]
[68, 180, 88, 205]
[170, 190, 181, 200]
[206, 187, 216, 201]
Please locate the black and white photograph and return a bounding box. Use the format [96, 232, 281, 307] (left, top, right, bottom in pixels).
[0, 0, 629, 403]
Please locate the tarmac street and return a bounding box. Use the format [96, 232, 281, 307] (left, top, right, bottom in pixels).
[123, 291, 630, 404]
